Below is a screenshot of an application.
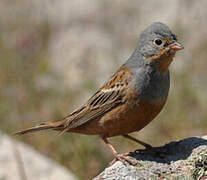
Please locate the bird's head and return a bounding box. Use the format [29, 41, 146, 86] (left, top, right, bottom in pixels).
[138, 22, 184, 73]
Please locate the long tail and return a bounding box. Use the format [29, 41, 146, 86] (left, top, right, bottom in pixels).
[14, 120, 65, 135]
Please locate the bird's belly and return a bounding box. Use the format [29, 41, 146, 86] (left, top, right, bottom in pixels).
[99, 100, 166, 137]
[71, 99, 166, 137]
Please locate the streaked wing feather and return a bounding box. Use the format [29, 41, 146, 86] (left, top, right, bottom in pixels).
[62, 65, 132, 131]
[68, 99, 122, 129]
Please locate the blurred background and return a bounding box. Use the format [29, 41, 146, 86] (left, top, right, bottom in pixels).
[1, 0, 207, 179]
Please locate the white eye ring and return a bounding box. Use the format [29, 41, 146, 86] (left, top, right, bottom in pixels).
[154, 38, 163, 46]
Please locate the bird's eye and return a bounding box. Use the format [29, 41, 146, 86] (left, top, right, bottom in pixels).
[154, 38, 163, 46]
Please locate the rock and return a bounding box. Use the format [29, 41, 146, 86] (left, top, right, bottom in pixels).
[0, 132, 77, 180]
[94, 136, 207, 180]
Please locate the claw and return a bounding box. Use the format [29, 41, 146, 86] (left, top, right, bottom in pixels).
[109, 153, 137, 166]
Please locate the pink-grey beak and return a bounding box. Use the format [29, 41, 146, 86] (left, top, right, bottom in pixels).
[170, 41, 184, 51]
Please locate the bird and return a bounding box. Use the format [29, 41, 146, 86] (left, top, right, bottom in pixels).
[14, 22, 184, 165]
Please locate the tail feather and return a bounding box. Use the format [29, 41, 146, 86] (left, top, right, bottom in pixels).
[14, 120, 65, 135]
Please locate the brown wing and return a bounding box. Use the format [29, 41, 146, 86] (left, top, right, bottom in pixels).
[61, 65, 133, 132]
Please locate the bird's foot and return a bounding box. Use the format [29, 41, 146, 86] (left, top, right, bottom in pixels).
[109, 152, 137, 166]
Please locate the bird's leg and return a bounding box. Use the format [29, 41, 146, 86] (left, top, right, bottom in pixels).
[101, 135, 137, 166]
[122, 134, 152, 149]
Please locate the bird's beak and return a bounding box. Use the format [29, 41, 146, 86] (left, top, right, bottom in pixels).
[169, 41, 184, 51]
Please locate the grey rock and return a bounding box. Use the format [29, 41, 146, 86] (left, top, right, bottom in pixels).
[0, 132, 77, 180]
[94, 136, 207, 180]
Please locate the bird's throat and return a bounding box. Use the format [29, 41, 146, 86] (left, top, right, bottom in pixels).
[156, 55, 174, 73]
[146, 50, 176, 73]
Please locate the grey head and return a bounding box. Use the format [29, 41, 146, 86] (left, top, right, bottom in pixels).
[127, 22, 183, 69]
[138, 22, 179, 57]
[126, 22, 184, 102]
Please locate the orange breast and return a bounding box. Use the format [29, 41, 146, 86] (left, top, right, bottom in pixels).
[99, 99, 166, 137]
[70, 98, 167, 137]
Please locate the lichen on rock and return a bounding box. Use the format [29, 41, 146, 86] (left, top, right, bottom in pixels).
[94, 136, 207, 180]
